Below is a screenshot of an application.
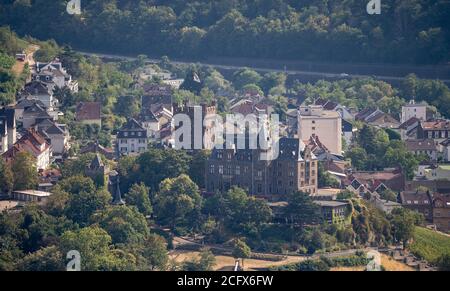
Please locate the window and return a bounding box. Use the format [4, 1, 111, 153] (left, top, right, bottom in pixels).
[124, 132, 128, 137]
[218, 165, 224, 174]
[210, 165, 215, 174]
[236, 166, 240, 175]
[120, 139, 127, 144]
[257, 171, 263, 177]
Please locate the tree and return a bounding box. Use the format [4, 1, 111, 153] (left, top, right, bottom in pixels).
[283, 191, 321, 227]
[140, 233, 169, 271]
[60, 176, 111, 226]
[16, 246, 64, 271]
[0, 159, 13, 194]
[182, 248, 216, 271]
[59, 226, 136, 271]
[11, 152, 38, 190]
[232, 68, 262, 90]
[318, 162, 340, 188]
[188, 150, 210, 189]
[260, 72, 286, 94]
[390, 208, 417, 247]
[155, 174, 202, 229]
[92, 206, 149, 245]
[232, 239, 251, 269]
[125, 183, 153, 216]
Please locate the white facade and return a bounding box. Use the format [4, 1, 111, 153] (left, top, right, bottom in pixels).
[401, 101, 428, 123]
[298, 105, 342, 154]
[117, 137, 148, 155]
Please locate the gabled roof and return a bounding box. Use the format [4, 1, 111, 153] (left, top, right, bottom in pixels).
[76, 102, 101, 121]
[2, 129, 50, 159]
[89, 154, 104, 169]
[140, 107, 159, 123]
[117, 119, 147, 138]
[405, 139, 437, 151]
[44, 123, 65, 135]
[399, 117, 420, 130]
[16, 98, 46, 110]
[23, 81, 53, 96]
[421, 120, 450, 131]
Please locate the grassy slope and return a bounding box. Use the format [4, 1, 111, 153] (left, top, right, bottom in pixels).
[410, 227, 450, 263]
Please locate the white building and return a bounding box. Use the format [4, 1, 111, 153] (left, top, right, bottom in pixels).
[401, 100, 429, 123]
[298, 105, 342, 155]
[117, 119, 148, 156]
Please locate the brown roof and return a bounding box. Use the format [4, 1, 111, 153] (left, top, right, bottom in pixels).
[2, 129, 50, 160]
[400, 191, 432, 206]
[399, 117, 420, 130]
[405, 139, 438, 151]
[76, 102, 101, 121]
[349, 169, 405, 192]
[421, 120, 450, 130]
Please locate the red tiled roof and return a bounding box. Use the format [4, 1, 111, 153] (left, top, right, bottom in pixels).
[421, 120, 450, 130]
[76, 102, 101, 121]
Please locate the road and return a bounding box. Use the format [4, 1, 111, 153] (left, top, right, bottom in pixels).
[77, 50, 450, 85]
[11, 45, 39, 77]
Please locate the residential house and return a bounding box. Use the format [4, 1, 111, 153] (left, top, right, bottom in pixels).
[116, 118, 148, 156]
[139, 107, 161, 140]
[20, 101, 53, 129]
[346, 168, 406, 197]
[298, 105, 342, 155]
[405, 139, 438, 161]
[76, 102, 102, 126]
[36, 121, 70, 155]
[398, 117, 420, 140]
[314, 98, 354, 120]
[401, 100, 433, 123]
[206, 137, 318, 200]
[2, 129, 52, 170]
[141, 84, 173, 113]
[355, 108, 400, 129]
[417, 120, 450, 142]
[432, 193, 450, 233]
[0, 107, 16, 153]
[21, 81, 56, 110]
[314, 200, 350, 225]
[35, 59, 78, 92]
[400, 190, 434, 221]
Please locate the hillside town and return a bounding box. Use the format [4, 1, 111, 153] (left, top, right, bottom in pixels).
[1, 1, 450, 272]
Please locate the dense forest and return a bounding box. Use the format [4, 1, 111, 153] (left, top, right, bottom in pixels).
[0, 0, 449, 65]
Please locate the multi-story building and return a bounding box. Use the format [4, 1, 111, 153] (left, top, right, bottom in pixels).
[206, 137, 318, 200]
[76, 102, 102, 126]
[405, 139, 439, 161]
[432, 193, 450, 233]
[401, 100, 432, 123]
[116, 118, 148, 156]
[298, 105, 342, 155]
[1, 128, 52, 170]
[35, 59, 78, 92]
[418, 120, 450, 142]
